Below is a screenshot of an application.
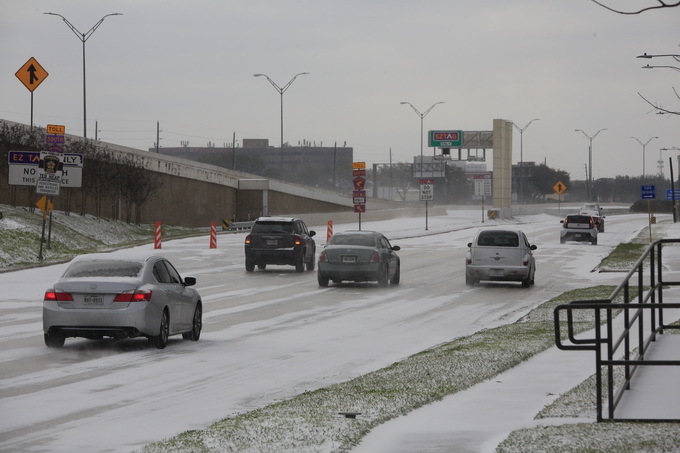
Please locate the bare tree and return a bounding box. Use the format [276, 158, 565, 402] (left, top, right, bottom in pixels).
[638, 88, 680, 116]
[591, 0, 680, 14]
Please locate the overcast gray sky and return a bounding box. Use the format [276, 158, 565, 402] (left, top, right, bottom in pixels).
[2, 0, 679, 180]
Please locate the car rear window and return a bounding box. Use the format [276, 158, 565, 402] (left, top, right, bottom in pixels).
[567, 215, 591, 223]
[252, 221, 294, 234]
[477, 231, 519, 247]
[328, 234, 376, 247]
[63, 260, 143, 278]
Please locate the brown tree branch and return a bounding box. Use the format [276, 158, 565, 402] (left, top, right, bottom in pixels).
[591, 0, 680, 14]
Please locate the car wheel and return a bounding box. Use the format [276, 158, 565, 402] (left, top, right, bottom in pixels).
[245, 259, 255, 272]
[318, 273, 329, 287]
[560, 237, 565, 244]
[182, 304, 202, 341]
[44, 332, 65, 348]
[306, 254, 315, 271]
[521, 277, 531, 288]
[295, 253, 305, 273]
[592, 237, 598, 245]
[377, 266, 389, 288]
[150, 309, 169, 349]
[390, 263, 400, 285]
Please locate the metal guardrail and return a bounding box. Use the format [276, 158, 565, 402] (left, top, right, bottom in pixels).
[554, 238, 680, 422]
[222, 220, 254, 231]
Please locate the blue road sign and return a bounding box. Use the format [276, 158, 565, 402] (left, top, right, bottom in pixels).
[641, 185, 656, 200]
[666, 189, 680, 200]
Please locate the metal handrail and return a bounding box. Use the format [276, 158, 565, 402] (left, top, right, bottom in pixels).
[554, 238, 680, 421]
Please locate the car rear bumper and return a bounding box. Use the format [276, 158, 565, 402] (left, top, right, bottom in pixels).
[43, 301, 162, 337]
[318, 262, 381, 282]
[245, 248, 302, 265]
[466, 265, 531, 282]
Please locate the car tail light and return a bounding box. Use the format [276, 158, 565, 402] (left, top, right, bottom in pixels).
[245, 235, 252, 245]
[466, 255, 472, 265]
[44, 290, 73, 302]
[319, 250, 327, 262]
[523, 256, 530, 266]
[589, 218, 594, 228]
[114, 290, 153, 302]
[370, 251, 381, 263]
[294, 235, 302, 246]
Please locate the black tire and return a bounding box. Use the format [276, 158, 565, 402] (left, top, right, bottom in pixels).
[560, 236, 566, 244]
[306, 254, 315, 271]
[245, 259, 255, 272]
[318, 273, 329, 287]
[521, 277, 531, 288]
[182, 304, 202, 341]
[44, 332, 65, 348]
[377, 266, 389, 287]
[295, 253, 305, 273]
[592, 237, 598, 245]
[151, 309, 169, 349]
[257, 263, 266, 270]
[390, 264, 400, 285]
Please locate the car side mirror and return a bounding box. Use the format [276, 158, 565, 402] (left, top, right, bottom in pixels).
[184, 277, 196, 286]
[467, 242, 472, 248]
[530, 245, 537, 250]
[309, 230, 316, 237]
[560, 220, 565, 224]
[392, 245, 401, 251]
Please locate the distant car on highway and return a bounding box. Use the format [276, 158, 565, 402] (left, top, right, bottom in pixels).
[244, 217, 316, 272]
[317, 230, 401, 287]
[465, 229, 537, 287]
[42, 253, 202, 349]
[560, 214, 599, 245]
[579, 209, 605, 232]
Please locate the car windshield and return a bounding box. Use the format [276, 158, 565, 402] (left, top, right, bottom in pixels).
[63, 260, 143, 278]
[252, 221, 293, 234]
[477, 231, 519, 247]
[329, 234, 376, 247]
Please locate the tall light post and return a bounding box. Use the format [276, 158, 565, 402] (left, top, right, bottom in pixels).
[44, 12, 122, 139]
[631, 136, 658, 178]
[575, 128, 606, 201]
[661, 147, 680, 223]
[253, 72, 309, 166]
[400, 101, 444, 177]
[513, 118, 540, 204]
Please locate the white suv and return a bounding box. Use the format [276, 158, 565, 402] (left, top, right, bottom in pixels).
[560, 215, 599, 245]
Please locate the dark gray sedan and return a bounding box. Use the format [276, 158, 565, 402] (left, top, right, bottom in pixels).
[317, 231, 401, 287]
[42, 252, 202, 349]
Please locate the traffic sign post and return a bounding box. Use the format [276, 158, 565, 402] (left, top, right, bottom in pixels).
[474, 174, 492, 222]
[352, 162, 366, 229]
[16, 57, 48, 130]
[553, 181, 567, 214]
[419, 179, 434, 230]
[641, 185, 656, 242]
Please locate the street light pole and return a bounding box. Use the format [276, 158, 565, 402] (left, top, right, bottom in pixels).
[631, 136, 659, 178]
[400, 101, 444, 177]
[575, 128, 606, 201]
[512, 118, 540, 204]
[44, 12, 122, 139]
[254, 72, 309, 166]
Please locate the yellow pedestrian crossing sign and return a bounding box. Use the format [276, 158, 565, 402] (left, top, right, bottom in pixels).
[553, 181, 567, 195]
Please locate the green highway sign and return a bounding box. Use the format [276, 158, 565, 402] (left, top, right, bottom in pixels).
[429, 130, 463, 147]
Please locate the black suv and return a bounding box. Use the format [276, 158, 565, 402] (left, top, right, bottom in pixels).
[244, 217, 316, 272]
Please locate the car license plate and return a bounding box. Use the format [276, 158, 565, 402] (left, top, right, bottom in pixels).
[490, 269, 504, 277]
[342, 255, 357, 263]
[266, 239, 278, 246]
[84, 294, 104, 305]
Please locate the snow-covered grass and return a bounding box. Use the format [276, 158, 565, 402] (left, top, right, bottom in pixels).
[0, 204, 203, 271]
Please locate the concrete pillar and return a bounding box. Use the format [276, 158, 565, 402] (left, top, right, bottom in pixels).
[492, 119, 513, 219]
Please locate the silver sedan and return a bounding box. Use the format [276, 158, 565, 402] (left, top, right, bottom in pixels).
[42, 252, 202, 349]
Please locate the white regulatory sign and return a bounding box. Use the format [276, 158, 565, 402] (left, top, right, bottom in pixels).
[420, 183, 434, 201]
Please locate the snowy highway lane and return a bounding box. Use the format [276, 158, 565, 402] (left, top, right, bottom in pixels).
[0, 211, 659, 452]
